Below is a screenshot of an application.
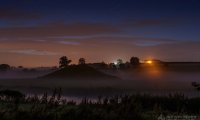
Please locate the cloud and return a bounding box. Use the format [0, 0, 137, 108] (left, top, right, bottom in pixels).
[63, 35, 177, 46]
[8, 49, 61, 56]
[0, 7, 40, 20]
[59, 41, 80, 45]
[134, 41, 166, 46]
[121, 18, 177, 28]
[0, 39, 200, 67]
[0, 22, 121, 38]
[0, 32, 178, 48]
[130, 37, 176, 46]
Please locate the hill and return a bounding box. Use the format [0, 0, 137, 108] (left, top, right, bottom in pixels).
[41, 65, 119, 80]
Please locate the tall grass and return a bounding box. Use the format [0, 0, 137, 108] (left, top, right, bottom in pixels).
[0, 89, 199, 120]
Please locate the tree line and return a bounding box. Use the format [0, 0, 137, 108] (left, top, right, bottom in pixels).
[59, 56, 140, 69]
[0, 56, 140, 71]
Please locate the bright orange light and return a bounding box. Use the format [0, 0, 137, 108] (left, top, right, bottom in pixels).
[146, 60, 152, 64]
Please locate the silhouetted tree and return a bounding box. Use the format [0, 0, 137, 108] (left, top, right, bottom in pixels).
[79, 58, 86, 65]
[100, 62, 108, 69]
[192, 82, 200, 91]
[119, 63, 126, 69]
[18, 66, 23, 69]
[115, 59, 123, 69]
[109, 63, 117, 69]
[0, 89, 24, 99]
[0, 64, 10, 71]
[130, 57, 140, 66]
[59, 56, 71, 68]
[117, 59, 123, 65]
[125, 62, 131, 69]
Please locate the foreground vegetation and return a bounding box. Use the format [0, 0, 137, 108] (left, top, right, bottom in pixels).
[0, 89, 199, 120]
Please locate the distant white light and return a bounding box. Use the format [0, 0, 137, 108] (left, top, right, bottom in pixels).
[114, 61, 118, 65]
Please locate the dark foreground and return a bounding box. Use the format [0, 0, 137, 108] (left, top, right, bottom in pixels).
[0, 89, 200, 120]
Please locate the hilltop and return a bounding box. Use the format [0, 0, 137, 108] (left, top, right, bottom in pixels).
[41, 65, 119, 80]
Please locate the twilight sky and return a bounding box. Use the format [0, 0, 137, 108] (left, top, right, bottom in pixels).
[0, 0, 200, 67]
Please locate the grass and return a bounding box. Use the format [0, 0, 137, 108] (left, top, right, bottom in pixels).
[0, 89, 200, 120]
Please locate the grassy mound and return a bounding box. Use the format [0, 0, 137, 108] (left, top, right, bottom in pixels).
[41, 65, 118, 80]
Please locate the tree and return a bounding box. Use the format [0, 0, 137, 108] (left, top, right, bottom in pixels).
[0, 90, 25, 99]
[109, 63, 117, 69]
[192, 82, 200, 91]
[18, 66, 23, 69]
[130, 57, 140, 66]
[117, 59, 123, 65]
[115, 59, 124, 69]
[59, 56, 72, 68]
[0, 64, 10, 71]
[78, 58, 86, 65]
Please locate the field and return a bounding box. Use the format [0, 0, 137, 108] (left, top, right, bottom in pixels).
[0, 64, 200, 98]
[0, 65, 200, 119]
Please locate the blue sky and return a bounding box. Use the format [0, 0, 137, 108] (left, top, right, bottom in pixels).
[0, 0, 200, 66]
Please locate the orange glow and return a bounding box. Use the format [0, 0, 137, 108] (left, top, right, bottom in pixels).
[146, 60, 152, 64]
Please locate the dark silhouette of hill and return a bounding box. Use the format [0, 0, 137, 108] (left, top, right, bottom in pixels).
[41, 65, 119, 80]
